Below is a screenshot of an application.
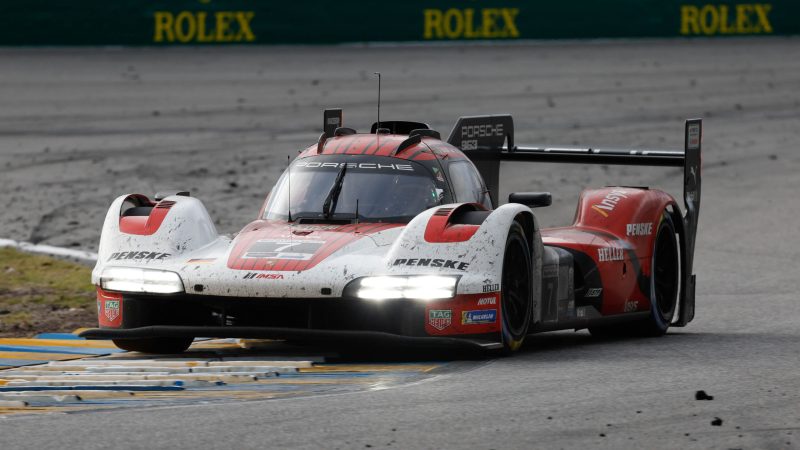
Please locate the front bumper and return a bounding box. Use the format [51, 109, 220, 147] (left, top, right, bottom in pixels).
[88, 292, 500, 349]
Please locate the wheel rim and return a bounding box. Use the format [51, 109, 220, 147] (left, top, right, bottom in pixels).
[502, 236, 530, 336]
[653, 220, 679, 318]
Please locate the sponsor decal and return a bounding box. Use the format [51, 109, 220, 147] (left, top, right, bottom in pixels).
[295, 161, 414, 171]
[591, 189, 630, 218]
[428, 309, 452, 331]
[687, 166, 699, 202]
[482, 283, 500, 293]
[108, 251, 170, 261]
[687, 123, 701, 150]
[624, 300, 639, 312]
[393, 258, 470, 271]
[423, 8, 520, 40]
[576, 307, 587, 318]
[477, 296, 497, 305]
[243, 272, 284, 280]
[462, 309, 497, 325]
[244, 240, 324, 260]
[104, 300, 120, 322]
[585, 287, 603, 298]
[626, 223, 653, 236]
[459, 123, 506, 150]
[680, 3, 772, 36]
[597, 245, 625, 262]
[154, 11, 255, 43]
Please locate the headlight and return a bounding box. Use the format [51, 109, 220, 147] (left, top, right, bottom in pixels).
[100, 267, 185, 294]
[355, 276, 458, 301]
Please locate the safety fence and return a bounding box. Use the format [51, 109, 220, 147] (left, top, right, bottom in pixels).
[0, 1, 793, 46]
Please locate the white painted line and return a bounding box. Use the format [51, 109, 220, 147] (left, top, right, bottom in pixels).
[0, 238, 98, 264]
[0, 394, 82, 403]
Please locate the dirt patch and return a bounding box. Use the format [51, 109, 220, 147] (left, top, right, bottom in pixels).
[0, 247, 97, 337]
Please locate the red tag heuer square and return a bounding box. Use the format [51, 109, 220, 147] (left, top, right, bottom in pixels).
[428, 309, 452, 331]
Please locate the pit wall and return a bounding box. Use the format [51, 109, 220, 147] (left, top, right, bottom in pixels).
[0, 1, 792, 46]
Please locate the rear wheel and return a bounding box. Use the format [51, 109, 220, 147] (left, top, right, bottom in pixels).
[638, 211, 680, 336]
[499, 221, 533, 354]
[589, 211, 679, 338]
[112, 337, 194, 354]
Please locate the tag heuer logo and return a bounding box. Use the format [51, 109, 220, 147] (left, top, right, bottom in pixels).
[104, 300, 120, 321]
[428, 309, 452, 331]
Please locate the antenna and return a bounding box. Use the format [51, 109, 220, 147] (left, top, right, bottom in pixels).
[287, 155, 293, 222]
[374, 72, 381, 132]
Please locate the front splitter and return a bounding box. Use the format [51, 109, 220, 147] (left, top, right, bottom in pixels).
[79, 326, 502, 351]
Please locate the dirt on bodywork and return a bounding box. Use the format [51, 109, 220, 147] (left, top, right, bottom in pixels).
[0, 247, 97, 337]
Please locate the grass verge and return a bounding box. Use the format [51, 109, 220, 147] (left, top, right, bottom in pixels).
[0, 247, 96, 337]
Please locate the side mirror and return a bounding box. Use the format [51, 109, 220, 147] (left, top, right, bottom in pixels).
[509, 192, 552, 208]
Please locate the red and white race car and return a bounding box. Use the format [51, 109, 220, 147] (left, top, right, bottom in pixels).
[82, 110, 702, 354]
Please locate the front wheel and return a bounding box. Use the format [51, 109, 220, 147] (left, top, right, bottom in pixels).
[499, 221, 533, 354]
[113, 337, 194, 354]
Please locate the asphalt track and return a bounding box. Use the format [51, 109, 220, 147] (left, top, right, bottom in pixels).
[1, 38, 800, 448]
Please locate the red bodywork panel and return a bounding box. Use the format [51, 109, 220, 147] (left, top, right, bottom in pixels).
[542, 187, 677, 316]
[97, 288, 123, 328]
[424, 204, 484, 243]
[119, 199, 174, 236]
[227, 221, 403, 272]
[297, 134, 466, 161]
[424, 292, 501, 336]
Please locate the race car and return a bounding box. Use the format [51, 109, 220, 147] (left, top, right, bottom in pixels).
[81, 109, 702, 354]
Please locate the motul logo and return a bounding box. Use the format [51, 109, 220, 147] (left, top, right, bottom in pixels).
[591, 189, 630, 218]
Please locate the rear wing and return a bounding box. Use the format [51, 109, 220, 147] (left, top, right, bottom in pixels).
[448, 115, 701, 326]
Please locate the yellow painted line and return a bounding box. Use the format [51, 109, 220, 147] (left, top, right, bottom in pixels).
[71, 328, 92, 335]
[0, 351, 87, 362]
[0, 338, 118, 349]
[189, 343, 243, 349]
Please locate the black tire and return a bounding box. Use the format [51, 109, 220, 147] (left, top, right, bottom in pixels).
[638, 211, 680, 336]
[589, 211, 680, 338]
[499, 221, 533, 354]
[112, 337, 194, 354]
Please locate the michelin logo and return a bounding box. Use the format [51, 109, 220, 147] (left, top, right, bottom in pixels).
[462, 309, 497, 325]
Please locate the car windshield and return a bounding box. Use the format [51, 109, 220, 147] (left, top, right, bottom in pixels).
[264, 156, 446, 223]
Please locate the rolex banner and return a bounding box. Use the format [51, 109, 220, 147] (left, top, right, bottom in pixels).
[0, 1, 792, 46]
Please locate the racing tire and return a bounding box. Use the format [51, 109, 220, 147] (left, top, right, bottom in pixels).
[589, 211, 680, 338]
[499, 221, 533, 354]
[112, 337, 194, 354]
[637, 211, 680, 336]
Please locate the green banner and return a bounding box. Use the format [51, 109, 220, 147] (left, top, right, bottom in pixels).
[0, 1, 791, 46]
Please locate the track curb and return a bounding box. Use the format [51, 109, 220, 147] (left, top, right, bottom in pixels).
[0, 238, 98, 265]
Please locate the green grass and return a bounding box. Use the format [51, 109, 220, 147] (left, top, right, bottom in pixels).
[0, 247, 95, 331]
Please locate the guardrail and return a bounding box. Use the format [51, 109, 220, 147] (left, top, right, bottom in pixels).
[0, 1, 793, 46]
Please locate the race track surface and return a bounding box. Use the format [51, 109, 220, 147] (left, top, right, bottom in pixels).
[1, 38, 800, 449]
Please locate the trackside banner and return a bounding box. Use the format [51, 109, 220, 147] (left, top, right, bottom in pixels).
[0, 1, 793, 46]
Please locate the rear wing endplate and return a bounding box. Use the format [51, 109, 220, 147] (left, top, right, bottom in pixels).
[448, 115, 701, 326]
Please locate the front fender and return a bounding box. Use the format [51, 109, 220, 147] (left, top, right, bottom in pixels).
[385, 202, 543, 323]
[93, 194, 220, 283]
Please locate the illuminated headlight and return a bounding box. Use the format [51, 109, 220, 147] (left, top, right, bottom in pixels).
[355, 276, 458, 301]
[100, 267, 185, 294]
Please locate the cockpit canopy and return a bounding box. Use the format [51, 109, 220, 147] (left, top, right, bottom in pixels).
[263, 155, 451, 223]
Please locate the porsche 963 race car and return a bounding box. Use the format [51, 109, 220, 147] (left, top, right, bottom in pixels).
[82, 110, 702, 354]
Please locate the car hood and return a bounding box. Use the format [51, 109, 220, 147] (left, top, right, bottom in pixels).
[175, 221, 406, 297]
